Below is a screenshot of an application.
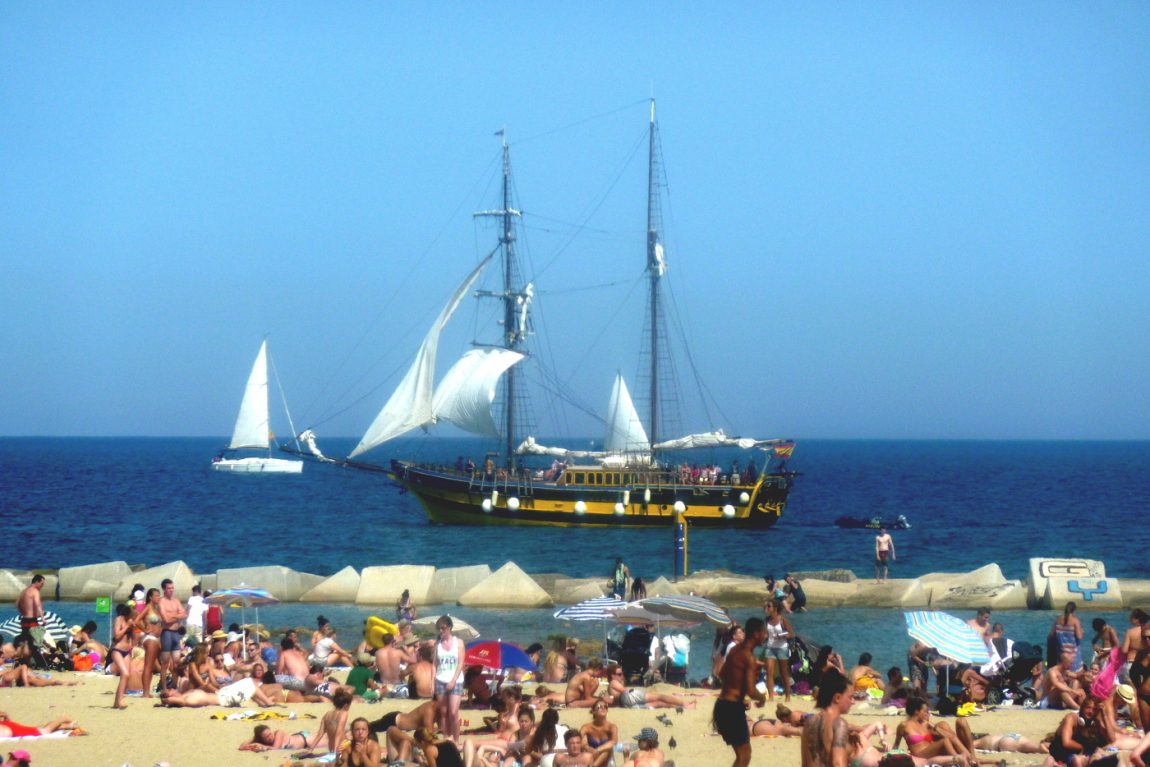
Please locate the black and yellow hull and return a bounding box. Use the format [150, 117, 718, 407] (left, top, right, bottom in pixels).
[388, 460, 793, 528]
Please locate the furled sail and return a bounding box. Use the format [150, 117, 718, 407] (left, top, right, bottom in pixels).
[432, 347, 524, 437]
[350, 254, 494, 458]
[604, 374, 650, 454]
[515, 436, 605, 459]
[652, 430, 784, 451]
[229, 340, 270, 450]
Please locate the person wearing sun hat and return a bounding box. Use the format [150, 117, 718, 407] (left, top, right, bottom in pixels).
[625, 727, 664, 766]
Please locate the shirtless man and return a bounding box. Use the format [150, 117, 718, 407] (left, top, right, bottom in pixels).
[158, 578, 187, 687]
[369, 699, 437, 763]
[874, 528, 895, 583]
[375, 633, 416, 685]
[966, 608, 992, 648]
[556, 730, 595, 767]
[624, 727, 665, 767]
[16, 575, 45, 644]
[565, 658, 603, 708]
[1121, 610, 1149, 683]
[276, 636, 310, 690]
[408, 643, 435, 698]
[714, 617, 768, 767]
[1045, 652, 1087, 709]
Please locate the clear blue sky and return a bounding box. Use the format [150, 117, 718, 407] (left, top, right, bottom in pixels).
[2, 4, 1148, 440]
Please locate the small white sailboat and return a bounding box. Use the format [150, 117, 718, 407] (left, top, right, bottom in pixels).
[212, 340, 303, 474]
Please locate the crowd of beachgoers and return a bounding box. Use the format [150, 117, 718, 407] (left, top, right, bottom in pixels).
[4, 571, 1150, 767]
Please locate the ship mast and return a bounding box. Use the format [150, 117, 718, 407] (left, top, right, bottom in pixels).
[474, 130, 530, 467]
[645, 99, 664, 447]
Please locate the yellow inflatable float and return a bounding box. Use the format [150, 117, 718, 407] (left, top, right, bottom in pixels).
[364, 616, 398, 649]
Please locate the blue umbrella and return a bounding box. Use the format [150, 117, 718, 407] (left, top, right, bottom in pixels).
[903, 610, 991, 664]
[206, 585, 279, 658]
[465, 640, 536, 671]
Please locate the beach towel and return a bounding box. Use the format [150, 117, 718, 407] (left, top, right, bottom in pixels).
[0, 730, 79, 742]
[1091, 646, 1123, 701]
[210, 710, 315, 721]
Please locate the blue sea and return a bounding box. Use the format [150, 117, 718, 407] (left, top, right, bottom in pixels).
[2, 437, 1147, 680]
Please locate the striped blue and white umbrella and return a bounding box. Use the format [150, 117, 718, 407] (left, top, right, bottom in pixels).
[553, 596, 626, 622]
[639, 595, 732, 627]
[904, 610, 991, 664]
[0, 610, 69, 644]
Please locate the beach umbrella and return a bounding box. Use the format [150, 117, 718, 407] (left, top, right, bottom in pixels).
[553, 596, 627, 622]
[206, 585, 279, 658]
[412, 615, 480, 640]
[903, 611, 991, 664]
[639, 595, 732, 627]
[611, 603, 698, 629]
[465, 640, 537, 671]
[0, 611, 69, 644]
[554, 596, 627, 658]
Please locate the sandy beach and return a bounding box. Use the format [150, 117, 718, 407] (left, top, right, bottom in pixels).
[0, 669, 1074, 767]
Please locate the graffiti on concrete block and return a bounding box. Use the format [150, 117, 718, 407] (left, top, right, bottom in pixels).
[1067, 579, 1109, 602]
[943, 583, 1012, 598]
[1037, 559, 1104, 579]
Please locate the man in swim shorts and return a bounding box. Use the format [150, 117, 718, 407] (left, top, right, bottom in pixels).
[714, 616, 767, 767]
[15, 575, 45, 646]
[875, 528, 895, 583]
[158, 578, 187, 689]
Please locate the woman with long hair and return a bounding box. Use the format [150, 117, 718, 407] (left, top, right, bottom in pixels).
[133, 587, 163, 698]
[108, 602, 135, 709]
[763, 599, 794, 702]
[579, 698, 619, 767]
[1050, 601, 1085, 670]
[338, 717, 382, 767]
[414, 727, 464, 767]
[433, 615, 466, 743]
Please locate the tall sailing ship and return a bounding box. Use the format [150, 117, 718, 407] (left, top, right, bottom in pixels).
[311, 102, 796, 527]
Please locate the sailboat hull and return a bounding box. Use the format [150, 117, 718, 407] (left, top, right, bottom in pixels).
[390, 461, 791, 528]
[212, 457, 303, 474]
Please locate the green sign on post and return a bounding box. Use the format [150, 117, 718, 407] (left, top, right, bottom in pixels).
[95, 596, 111, 614]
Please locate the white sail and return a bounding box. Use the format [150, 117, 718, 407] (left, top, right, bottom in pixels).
[604, 374, 650, 454]
[229, 341, 270, 450]
[433, 347, 524, 437]
[652, 430, 782, 451]
[515, 436, 605, 459]
[350, 253, 494, 458]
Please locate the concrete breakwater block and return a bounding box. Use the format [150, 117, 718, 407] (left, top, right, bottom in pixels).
[0, 571, 31, 602]
[1044, 577, 1123, 610]
[114, 561, 197, 600]
[791, 569, 858, 584]
[76, 579, 121, 600]
[357, 565, 436, 605]
[931, 579, 1028, 610]
[552, 578, 606, 603]
[1028, 557, 1106, 607]
[216, 565, 322, 602]
[299, 566, 360, 603]
[844, 579, 928, 608]
[800, 579, 858, 608]
[645, 576, 682, 597]
[432, 565, 492, 604]
[678, 572, 763, 606]
[58, 561, 132, 599]
[458, 562, 553, 608]
[1119, 579, 1150, 607]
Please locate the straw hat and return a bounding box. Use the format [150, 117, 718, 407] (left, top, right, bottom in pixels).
[1116, 684, 1135, 704]
[210, 630, 228, 641]
[69, 625, 83, 636]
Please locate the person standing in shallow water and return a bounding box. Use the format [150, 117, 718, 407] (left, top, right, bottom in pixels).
[874, 527, 895, 583]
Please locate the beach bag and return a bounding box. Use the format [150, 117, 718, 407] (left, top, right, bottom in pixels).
[72, 653, 93, 671]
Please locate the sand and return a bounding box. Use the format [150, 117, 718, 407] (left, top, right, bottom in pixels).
[0, 671, 1073, 767]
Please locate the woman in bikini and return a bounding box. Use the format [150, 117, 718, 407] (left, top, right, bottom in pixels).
[414, 726, 464, 767]
[0, 664, 77, 689]
[107, 602, 135, 709]
[133, 587, 163, 698]
[893, 697, 975, 767]
[338, 717, 382, 767]
[603, 663, 686, 709]
[185, 643, 219, 693]
[579, 698, 619, 767]
[239, 723, 318, 752]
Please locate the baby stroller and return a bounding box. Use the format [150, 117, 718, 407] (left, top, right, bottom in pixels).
[984, 640, 1043, 705]
[619, 625, 654, 685]
[789, 635, 824, 696]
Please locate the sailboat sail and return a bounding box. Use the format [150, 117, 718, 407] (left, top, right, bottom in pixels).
[604, 374, 650, 454]
[349, 253, 495, 458]
[432, 348, 524, 438]
[229, 340, 271, 450]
